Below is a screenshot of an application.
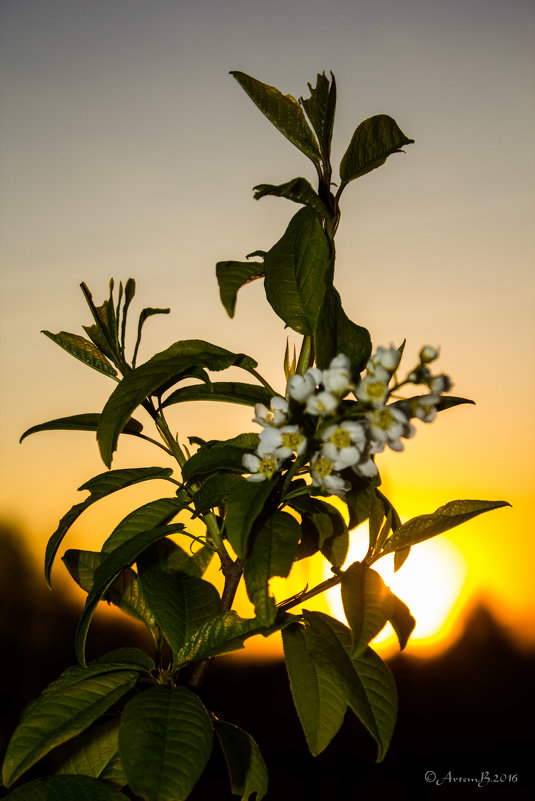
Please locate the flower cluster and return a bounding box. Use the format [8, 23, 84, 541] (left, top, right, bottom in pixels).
[242, 346, 452, 496]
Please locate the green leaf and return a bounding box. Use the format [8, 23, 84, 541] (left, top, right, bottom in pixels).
[300, 72, 337, 162]
[94, 647, 155, 674]
[182, 433, 259, 483]
[132, 307, 171, 367]
[20, 414, 143, 443]
[42, 330, 118, 378]
[119, 685, 213, 801]
[62, 549, 157, 631]
[381, 499, 511, 554]
[340, 562, 415, 653]
[340, 114, 414, 184]
[75, 524, 184, 664]
[55, 718, 121, 780]
[244, 511, 301, 625]
[2, 667, 139, 787]
[97, 340, 258, 467]
[339, 471, 378, 530]
[193, 472, 243, 514]
[214, 719, 268, 801]
[216, 260, 265, 318]
[101, 497, 187, 554]
[282, 621, 347, 755]
[253, 178, 330, 218]
[315, 287, 372, 374]
[44, 467, 173, 586]
[231, 70, 321, 164]
[263, 208, 332, 336]
[313, 613, 397, 761]
[225, 477, 278, 558]
[341, 562, 395, 656]
[146, 537, 214, 578]
[289, 495, 343, 559]
[2, 775, 129, 800]
[137, 570, 220, 656]
[163, 380, 273, 410]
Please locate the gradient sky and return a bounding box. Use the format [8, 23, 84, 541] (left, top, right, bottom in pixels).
[1, 0, 534, 649]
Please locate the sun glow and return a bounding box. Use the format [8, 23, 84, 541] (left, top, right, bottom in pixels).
[325, 529, 468, 658]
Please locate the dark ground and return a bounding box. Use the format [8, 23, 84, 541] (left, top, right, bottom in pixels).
[1, 525, 533, 800]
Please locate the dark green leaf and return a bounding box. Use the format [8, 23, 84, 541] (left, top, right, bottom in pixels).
[341, 562, 393, 656]
[2, 775, 129, 800]
[102, 497, 187, 554]
[119, 685, 213, 801]
[253, 178, 330, 218]
[315, 287, 372, 374]
[216, 260, 265, 318]
[282, 621, 346, 755]
[94, 647, 155, 674]
[214, 719, 268, 801]
[55, 718, 121, 780]
[381, 499, 511, 554]
[231, 71, 321, 164]
[97, 340, 258, 467]
[313, 613, 398, 761]
[62, 549, 157, 630]
[20, 414, 143, 444]
[45, 467, 173, 586]
[244, 512, 301, 625]
[263, 208, 332, 336]
[340, 114, 414, 184]
[75, 524, 184, 664]
[137, 570, 220, 656]
[193, 472, 243, 514]
[225, 477, 278, 558]
[2, 667, 139, 787]
[388, 593, 416, 650]
[182, 433, 259, 483]
[163, 381, 273, 409]
[300, 72, 337, 162]
[132, 307, 170, 367]
[146, 538, 214, 578]
[42, 331, 118, 377]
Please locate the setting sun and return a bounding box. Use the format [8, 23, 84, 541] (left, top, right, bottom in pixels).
[325, 529, 468, 658]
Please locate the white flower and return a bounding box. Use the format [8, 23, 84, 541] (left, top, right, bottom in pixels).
[287, 373, 317, 402]
[258, 424, 307, 459]
[368, 345, 401, 374]
[305, 390, 339, 416]
[242, 451, 281, 481]
[355, 374, 389, 407]
[420, 345, 439, 364]
[353, 457, 378, 478]
[253, 396, 288, 427]
[321, 420, 367, 469]
[310, 452, 350, 496]
[367, 405, 414, 452]
[429, 374, 452, 393]
[410, 393, 441, 423]
[322, 354, 353, 395]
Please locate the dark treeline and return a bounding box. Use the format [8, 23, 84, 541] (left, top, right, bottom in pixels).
[0, 525, 533, 800]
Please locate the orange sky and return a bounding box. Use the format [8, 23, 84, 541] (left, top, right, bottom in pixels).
[1, 0, 534, 656]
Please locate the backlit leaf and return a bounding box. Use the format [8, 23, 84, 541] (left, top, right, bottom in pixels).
[300, 72, 337, 162]
[263, 207, 332, 335]
[381, 499, 511, 554]
[214, 719, 268, 801]
[20, 414, 143, 443]
[340, 114, 414, 184]
[182, 433, 259, 483]
[253, 177, 330, 218]
[42, 330, 118, 378]
[2, 667, 138, 787]
[163, 381, 272, 409]
[341, 562, 393, 656]
[244, 511, 301, 625]
[119, 685, 213, 801]
[44, 467, 173, 586]
[101, 497, 186, 554]
[216, 260, 265, 318]
[225, 476, 278, 558]
[231, 71, 321, 164]
[97, 340, 258, 467]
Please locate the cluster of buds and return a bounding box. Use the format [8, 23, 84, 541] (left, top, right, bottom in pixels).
[242, 346, 452, 497]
